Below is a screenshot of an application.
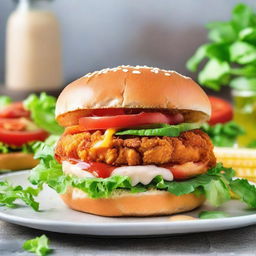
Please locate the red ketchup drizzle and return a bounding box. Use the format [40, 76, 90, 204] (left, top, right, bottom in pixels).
[70, 159, 115, 178]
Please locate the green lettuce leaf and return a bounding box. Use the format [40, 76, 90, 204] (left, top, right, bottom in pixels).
[23, 235, 52, 256]
[198, 211, 230, 219]
[230, 179, 256, 208]
[0, 143, 9, 153]
[0, 181, 40, 211]
[0, 141, 39, 155]
[24, 93, 63, 135]
[0, 96, 12, 109]
[116, 123, 201, 137]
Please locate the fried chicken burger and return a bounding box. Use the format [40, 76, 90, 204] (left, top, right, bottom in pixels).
[54, 65, 217, 217]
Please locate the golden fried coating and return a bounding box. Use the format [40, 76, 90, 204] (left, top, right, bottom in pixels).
[55, 129, 216, 169]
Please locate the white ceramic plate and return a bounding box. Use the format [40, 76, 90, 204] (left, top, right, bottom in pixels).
[0, 171, 256, 236]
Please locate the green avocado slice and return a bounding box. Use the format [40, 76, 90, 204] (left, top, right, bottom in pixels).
[115, 123, 201, 137]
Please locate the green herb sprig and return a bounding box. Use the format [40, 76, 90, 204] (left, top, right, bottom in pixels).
[187, 3, 256, 91]
[201, 121, 244, 147]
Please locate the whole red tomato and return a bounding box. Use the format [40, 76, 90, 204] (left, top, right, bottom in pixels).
[208, 96, 233, 125]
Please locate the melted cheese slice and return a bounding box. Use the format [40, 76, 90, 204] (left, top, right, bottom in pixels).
[111, 165, 173, 186]
[92, 128, 116, 149]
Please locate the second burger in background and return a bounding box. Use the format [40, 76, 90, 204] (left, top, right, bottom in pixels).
[0, 93, 63, 171]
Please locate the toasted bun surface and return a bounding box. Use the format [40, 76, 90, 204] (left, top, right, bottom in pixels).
[61, 188, 204, 217]
[0, 153, 38, 171]
[56, 65, 211, 126]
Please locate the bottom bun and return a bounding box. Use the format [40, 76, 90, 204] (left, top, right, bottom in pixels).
[0, 152, 38, 171]
[61, 188, 205, 217]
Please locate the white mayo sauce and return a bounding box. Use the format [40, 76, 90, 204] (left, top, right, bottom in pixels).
[62, 161, 173, 186]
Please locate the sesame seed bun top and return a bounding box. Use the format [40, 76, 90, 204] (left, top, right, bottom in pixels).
[56, 65, 211, 126]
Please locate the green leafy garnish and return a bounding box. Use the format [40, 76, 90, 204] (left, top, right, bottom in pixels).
[153, 163, 234, 207]
[116, 123, 201, 137]
[187, 3, 256, 91]
[0, 141, 39, 155]
[199, 211, 230, 219]
[201, 121, 244, 147]
[0, 96, 12, 108]
[230, 179, 256, 208]
[0, 181, 40, 211]
[23, 235, 52, 256]
[24, 93, 63, 135]
[0, 142, 10, 154]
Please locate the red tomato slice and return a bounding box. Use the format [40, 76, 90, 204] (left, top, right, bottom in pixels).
[79, 112, 184, 130]
[208, 96, 233, 125]
[0, 102, 30, 118]
[0, 128, 48, 147]
[0, 118, 26, 131]
[167, 162, 207, 180]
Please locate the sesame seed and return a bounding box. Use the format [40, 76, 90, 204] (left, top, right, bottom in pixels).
[165, 73, 171, 76]
[132, 70, 141, 74]
[122, 69, 129, 72]
[151, 69, 159, 74]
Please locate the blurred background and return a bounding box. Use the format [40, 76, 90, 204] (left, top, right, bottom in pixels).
[0, 0, 255, 94]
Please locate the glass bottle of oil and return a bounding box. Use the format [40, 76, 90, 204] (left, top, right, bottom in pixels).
[232, 89, 256, 147]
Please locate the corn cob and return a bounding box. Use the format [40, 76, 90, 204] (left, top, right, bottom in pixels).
[214, 147, 256, 182]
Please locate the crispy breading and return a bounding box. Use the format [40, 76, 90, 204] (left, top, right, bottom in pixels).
[55, 129, 216, 169]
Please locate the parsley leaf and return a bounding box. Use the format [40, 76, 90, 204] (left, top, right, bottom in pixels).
[187, 3, 256, 91]
[24, 93, 63, 135]
[201, 121, 244, 147]
[23, 235, 52, 256]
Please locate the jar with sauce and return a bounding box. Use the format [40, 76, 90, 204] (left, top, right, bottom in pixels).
[5, 0, 63, 91]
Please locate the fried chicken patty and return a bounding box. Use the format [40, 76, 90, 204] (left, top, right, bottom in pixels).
[55, 129, 216, 169]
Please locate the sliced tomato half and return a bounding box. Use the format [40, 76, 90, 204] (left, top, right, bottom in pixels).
[0, 128, 48, 147]
[167, 162, 207, 180]
[208, 96, 233, 125]
[0, 102, 30, 118]
[0, 118, 27, 131]
[79, 112, 184, 130]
